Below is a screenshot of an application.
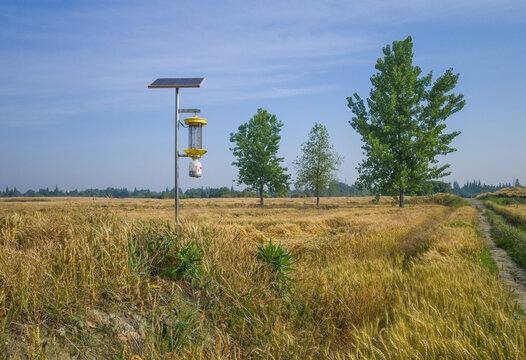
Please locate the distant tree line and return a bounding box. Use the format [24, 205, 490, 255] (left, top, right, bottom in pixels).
[0, 185, 254, 199]
[0, 183, 364, 199]
[450, 179, 520, 198]
[3, 179, 518, 199]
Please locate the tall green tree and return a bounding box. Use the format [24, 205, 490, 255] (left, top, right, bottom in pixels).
[294, 123, 342, 208]
[230, 108, 290, 207]
[347, 36, 465, 207]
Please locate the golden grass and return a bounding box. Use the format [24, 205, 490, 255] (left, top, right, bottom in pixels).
[0, 197, 524, 359]
[478, 186, 526, 199]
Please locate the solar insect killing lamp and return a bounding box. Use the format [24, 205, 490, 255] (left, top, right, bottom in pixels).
[147, 77, 206, 234]
[183, 115, 208, 177]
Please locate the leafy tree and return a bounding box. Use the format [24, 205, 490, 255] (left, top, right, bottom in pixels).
[230, 108, 290, 207]
[294, 123, 342, 208]
[415, 180, 451, 195]
[453, 181, 461, 193]
[347, 36, 465, 207]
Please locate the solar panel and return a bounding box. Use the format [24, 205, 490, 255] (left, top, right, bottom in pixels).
[148, 78, 205, 88]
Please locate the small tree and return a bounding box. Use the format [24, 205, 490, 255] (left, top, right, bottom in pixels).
[230, 108, 290, 207]
[347, 36, 465, 207]
[294, 123, 342, 208]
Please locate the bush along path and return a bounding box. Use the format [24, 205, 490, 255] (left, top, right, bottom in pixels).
[468, 198, 526, 311]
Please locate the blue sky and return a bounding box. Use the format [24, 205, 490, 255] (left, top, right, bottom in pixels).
[1, 0, 525, 192]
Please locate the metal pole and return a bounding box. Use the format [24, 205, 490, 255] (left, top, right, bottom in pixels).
[175, 88, 180, 235]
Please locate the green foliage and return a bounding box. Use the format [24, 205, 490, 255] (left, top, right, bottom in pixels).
[347, 36, 465, 207]
[255, 241, 296, 294]
[128, 221, 176, 277]
[415, 180, 451, 195]
[230, 108, 290, 207]
[294, 123, 342, 207]
[156, 308, 201, 352]
[162, 241, 204, 283]
[129, 222, 203, 283]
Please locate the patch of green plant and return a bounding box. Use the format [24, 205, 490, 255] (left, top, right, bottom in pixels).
[161, 241, 204, 283]
[479, 247, 498, 274]
[256, 240, 296, 295]
[113, 345, 127, 360]
[486, 210, 526, 269]
[485, 196, 526, 206]
[156, 308, 201, 352]
[128, 221, 175, 276]
[128, 221, 204, 283]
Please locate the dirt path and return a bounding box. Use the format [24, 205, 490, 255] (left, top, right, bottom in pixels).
[468, 198, 526, 311]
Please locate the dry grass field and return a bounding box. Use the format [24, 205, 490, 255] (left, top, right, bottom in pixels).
[0, 195, 525, 359]
[479, 186, 526, 199]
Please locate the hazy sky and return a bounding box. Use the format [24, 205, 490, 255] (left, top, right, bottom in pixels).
[1, 0, 525, 192]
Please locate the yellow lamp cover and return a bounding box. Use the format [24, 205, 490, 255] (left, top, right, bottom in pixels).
[184, 115, 207, 126]
[184, 149, 208, 158]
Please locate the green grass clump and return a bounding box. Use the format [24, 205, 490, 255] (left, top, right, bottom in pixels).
[479, 246, 498, 274]
[486, 209, 526, 269]
[255, 240, 295, 294]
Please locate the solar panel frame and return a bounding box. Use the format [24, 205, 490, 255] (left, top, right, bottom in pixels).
[148, 78, 205, 88]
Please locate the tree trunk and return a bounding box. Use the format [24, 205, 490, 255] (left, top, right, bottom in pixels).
[316, 187, 320, 209]
[399, 187, 405, 208]
[259, 186, 264, 208]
